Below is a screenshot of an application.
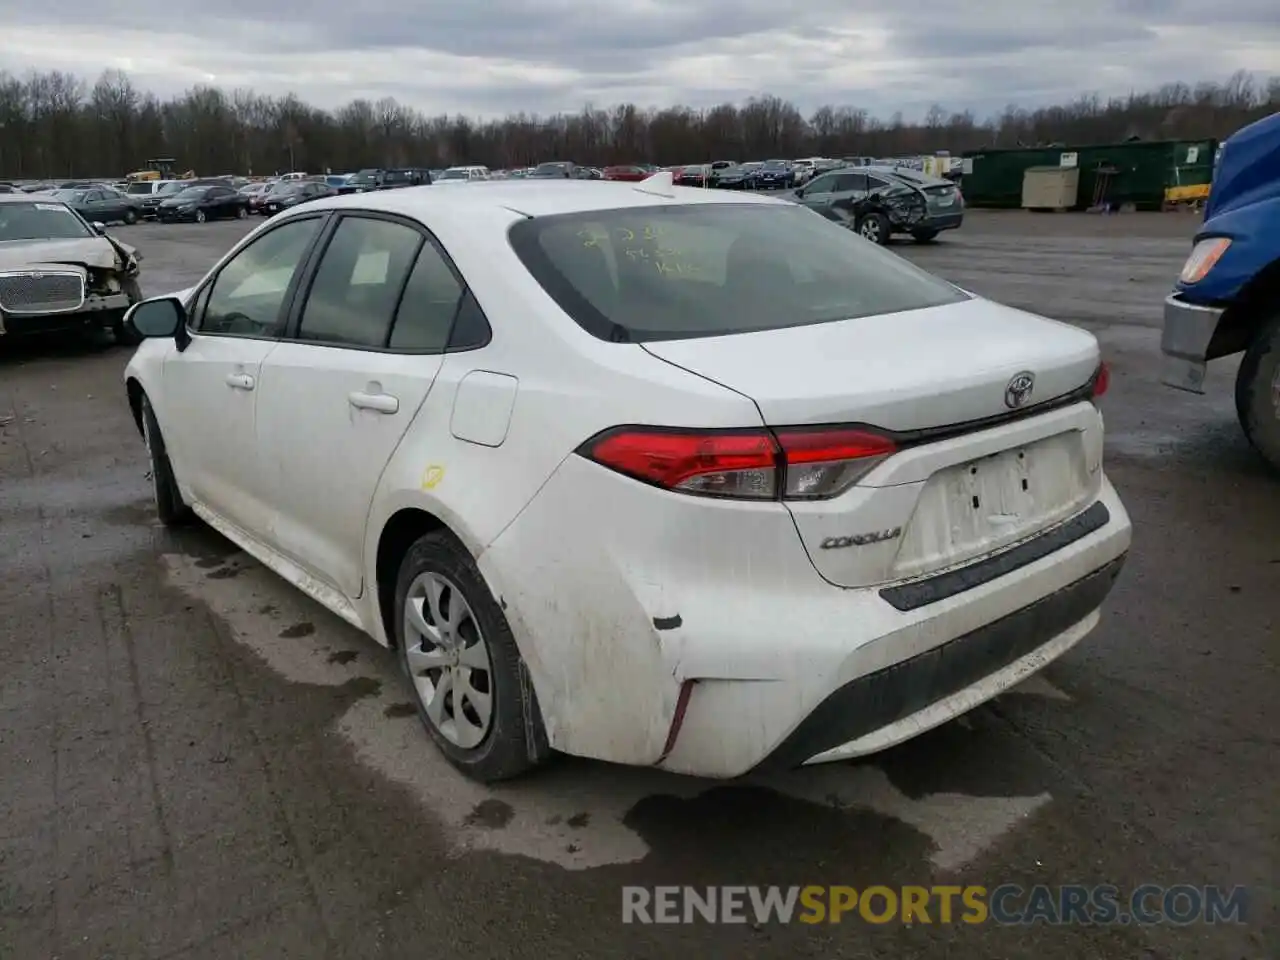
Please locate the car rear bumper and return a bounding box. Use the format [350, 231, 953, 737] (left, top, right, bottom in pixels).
[921, 212, 964, 231]
[481, 450, 1131, 778]
[1160, 293, 1224, 394]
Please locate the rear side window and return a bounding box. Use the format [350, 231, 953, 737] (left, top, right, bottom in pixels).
[508, 203, 967, 342]
[387, 242, 464, 351]
[296, 217, 423, 348]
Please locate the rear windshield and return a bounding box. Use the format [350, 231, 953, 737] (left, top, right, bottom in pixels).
[509, 203, 968, 342]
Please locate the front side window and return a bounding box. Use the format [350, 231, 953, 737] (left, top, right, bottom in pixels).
[296, 216, 424, 348]
[198, 217, 323, 337]
[509, 203, 968, 342]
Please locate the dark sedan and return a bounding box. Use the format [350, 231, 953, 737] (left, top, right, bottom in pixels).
[602, 165, 650, 182]
[155, 184, 248, 223]
[49, 186, 142, 224]
[709, 164, 752, 189]
[258, 181, 335, 215]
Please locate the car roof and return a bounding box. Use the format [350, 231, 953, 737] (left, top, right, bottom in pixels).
[863, 165, 950, 185]
[302, 178, 787, 219]
[0, 193, 68, 205]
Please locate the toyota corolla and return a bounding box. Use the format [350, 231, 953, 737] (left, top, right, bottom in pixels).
[120, 175, 1130, 782]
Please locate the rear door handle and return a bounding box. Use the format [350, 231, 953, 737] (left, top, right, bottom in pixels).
[225, 373, 255, 390]
[349, 391, 399, 414]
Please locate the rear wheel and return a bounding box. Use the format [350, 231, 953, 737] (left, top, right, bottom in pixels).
[394, 530, 551, 782]
[236, 206, 247, 219]
[140, 394, 193, 526]
[1234, 313, 1280, 474]
[857, 212, 891, 245]
[912, 228, 939, 243]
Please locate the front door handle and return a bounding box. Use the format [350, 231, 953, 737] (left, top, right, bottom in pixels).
[349, 391, 399, 414]
[225, 372, 255, 390]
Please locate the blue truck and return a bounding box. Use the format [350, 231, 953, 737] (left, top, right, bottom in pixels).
[1161, 110, 1280, 473]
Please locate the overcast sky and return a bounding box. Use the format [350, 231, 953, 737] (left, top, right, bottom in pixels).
[2, 1, 1277, 119]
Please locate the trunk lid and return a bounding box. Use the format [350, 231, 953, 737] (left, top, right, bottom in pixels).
[640, 297, 1099, 432]
[642, 297, 1104, 588]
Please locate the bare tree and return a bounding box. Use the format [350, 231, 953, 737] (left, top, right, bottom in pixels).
[0, 68, 1276, 179]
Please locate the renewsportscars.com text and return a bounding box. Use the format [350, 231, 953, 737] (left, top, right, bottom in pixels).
[621, 884, 1248, 926]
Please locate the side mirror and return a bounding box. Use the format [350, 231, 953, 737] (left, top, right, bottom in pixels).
[125, 296, 185, 339]
[92, 221, 106, 234]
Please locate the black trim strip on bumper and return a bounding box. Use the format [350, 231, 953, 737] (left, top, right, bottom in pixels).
[752, 554, 1126, 774]
[879, 501, 1112, 613]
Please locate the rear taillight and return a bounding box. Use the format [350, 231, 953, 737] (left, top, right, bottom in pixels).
[1091, 361, 1110, 399]
[578, 425, 897, 501]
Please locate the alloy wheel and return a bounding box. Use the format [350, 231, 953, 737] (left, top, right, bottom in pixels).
[403, 571, 494, 749]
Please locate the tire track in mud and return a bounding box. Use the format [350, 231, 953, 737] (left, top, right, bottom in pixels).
[162, 549, 1064, 874]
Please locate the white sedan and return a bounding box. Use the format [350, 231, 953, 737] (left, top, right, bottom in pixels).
[122, 174, 1131, 782]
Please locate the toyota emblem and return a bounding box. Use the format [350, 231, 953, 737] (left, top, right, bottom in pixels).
[1004, 371, 1035, 409]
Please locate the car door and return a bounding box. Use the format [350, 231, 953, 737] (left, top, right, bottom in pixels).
[254, 212, 477, 598]
[162, 214, 328, 536]
[78, 189, 106, 220]
[828, 173, 870, 223]
[98, 188, 124, 221]
[796, 173, 842, 215]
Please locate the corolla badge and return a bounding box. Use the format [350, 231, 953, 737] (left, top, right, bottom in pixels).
[820, 527, 902, 550]
[1004, 371, 1035, 409]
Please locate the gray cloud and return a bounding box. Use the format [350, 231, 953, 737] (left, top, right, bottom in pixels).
[0, 0, 1276, 118]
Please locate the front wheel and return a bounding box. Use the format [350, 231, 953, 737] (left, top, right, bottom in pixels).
[123, 208, 138, 225]
[194, 209, 206, 223]
[857, 212, 891, 245]
[1234, 313, 1280, 474]
[236, 206, 247, 219]
[394, 530, 551, 782]
[140, 394, 193, 526]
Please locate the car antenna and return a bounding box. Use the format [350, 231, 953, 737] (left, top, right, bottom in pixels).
[633, 170, 675, 198]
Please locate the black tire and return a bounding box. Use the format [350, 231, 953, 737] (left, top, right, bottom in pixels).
[140, 394, 193, 526]
[194, 209, 206, 223]
[236, 206, 247, 219]
[394, 530, 551, 782]
[123, 208, 138, 225]
[857, 212, 891, 245]
[1234, 312, 1280, 474]
[912, 228, 939, 243]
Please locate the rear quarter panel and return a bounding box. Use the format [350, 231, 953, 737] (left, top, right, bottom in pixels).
[361, 205, 765, 639]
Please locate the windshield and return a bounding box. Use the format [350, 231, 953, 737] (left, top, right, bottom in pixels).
[508, 203, 967, 342]
[762, 160, 788, 170]
[158, 182, 187, 195]
[349, 170, 379, 184]
[0, 201, 94, 241]
[436, 169, 469, 180]
[175, 187, 209, 200]
[126, 183, 154, 195]
[51, 190, 88, 203]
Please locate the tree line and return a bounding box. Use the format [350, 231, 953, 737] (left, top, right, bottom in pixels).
[0, 67, 1276, 180]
